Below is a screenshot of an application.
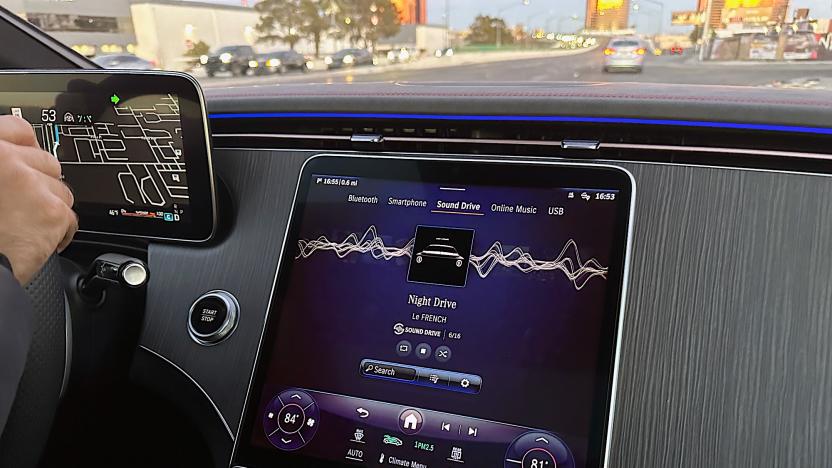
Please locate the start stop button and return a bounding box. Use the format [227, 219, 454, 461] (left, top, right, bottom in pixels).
[188, 290, 239, 345]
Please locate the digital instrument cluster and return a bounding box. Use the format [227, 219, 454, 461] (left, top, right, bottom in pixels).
[0, 71, 215, 241]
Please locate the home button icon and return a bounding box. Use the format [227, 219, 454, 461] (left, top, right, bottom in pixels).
[398, 408, 424, 435]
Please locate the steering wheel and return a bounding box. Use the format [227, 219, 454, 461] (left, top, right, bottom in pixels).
[0, 255, 69, 468]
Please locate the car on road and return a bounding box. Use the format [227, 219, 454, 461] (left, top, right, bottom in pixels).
[603, 38, 646, 73]
[200, 45, 257, 77]
[324, 48, 374, 69]
[415, 244, 465, 267]
[92, 54, 156, 70]
[254, 50, 311, 75]
[645, 39, 663, 56]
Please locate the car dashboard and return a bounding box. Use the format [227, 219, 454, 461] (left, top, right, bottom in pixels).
[21, 80, 832, 468]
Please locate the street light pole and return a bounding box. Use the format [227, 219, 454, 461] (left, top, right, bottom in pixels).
[444, 0, 450, 49]
[557, 14, 580, 32]
[639, 0, 664, 34]
[632, 0, 664, 35]
[545, 13, 579, 33]
[699, 0, 713, 60]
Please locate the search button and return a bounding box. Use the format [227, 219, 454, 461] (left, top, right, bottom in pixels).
[360, 360, 417, 382]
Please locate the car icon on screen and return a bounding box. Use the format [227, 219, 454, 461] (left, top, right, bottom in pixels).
[415, 243, 465, 268]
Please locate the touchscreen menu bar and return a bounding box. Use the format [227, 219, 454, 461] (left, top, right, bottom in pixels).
[317, 174, 618, 223]
[262, 387, 576, 468]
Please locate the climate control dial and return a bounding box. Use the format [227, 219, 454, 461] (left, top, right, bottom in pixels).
[263, 389, 320, 451]
[504, 431, 575, 468]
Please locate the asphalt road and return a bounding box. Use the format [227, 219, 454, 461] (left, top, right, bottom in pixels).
[200, 47, 832, 88]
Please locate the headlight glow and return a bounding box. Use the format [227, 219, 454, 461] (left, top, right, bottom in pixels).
[199, 55, 208, 64]
[220, 52, 232, 63]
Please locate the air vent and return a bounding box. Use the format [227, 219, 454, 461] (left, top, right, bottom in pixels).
[210, 116, 832, 173]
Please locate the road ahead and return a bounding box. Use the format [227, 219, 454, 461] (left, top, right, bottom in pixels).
[199, 47, 832, 88]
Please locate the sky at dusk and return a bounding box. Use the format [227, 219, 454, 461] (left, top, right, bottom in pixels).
[207, 0, 832, 35]
[425, 0, 832, 35]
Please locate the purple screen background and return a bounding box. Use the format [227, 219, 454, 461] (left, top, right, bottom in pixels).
[253, 175, 621, 466]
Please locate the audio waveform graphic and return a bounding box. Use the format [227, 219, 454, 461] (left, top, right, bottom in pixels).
[468, 240, 607, 290]
[297, 225, 414, 261]
[295, 225, 607, 290]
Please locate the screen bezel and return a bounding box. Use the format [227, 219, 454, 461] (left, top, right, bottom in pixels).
[232, 154, 635, 468]
[0, 70, 216, 242]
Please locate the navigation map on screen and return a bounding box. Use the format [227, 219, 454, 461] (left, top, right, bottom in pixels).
[1, 92, 188, 223]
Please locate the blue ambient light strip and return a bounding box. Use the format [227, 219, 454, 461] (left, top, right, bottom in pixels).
[209, 112, 832, 136]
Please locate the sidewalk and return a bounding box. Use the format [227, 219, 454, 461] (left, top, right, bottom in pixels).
[681, 56, 832, 67]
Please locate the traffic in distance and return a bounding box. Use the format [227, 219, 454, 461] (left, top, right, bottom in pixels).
[8, 0, 832, 89]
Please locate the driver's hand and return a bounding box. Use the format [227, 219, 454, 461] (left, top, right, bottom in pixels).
[0, 115, 77, 285]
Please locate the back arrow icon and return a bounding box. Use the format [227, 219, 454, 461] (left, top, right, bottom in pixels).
[356, 407, 370, 418]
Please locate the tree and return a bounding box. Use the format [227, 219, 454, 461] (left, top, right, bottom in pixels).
[255, 0, 305, 49]
[333, 0, 401, 50]
[690, 25, 702, 44]
[184, 40, 211, 67]
[468, 15, 512, 45]
[301, 0, 336, 58]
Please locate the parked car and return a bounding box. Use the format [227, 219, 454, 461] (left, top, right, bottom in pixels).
[200, 45, 257, 77]
[783, 33, 819, 60]
[387, 47, 417, 63]
[255, 50, 311, 75]
[92, 54, 155, 70]
[324, 48, 373, 69]
[645, 39, 663, 56]
[603, 37, 646, 73]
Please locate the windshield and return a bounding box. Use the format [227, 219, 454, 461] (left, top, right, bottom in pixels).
[425, 244, 457, 254]
[3, 0, 830, 90]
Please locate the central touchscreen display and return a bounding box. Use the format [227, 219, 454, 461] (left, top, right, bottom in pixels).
[234, 156, 634, 468]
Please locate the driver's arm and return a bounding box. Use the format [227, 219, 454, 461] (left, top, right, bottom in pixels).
[0, 115, 77, 435]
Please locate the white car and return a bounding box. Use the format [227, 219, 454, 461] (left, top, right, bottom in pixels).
[603, 38, 646, 73]
[415, 244, 465, 267]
